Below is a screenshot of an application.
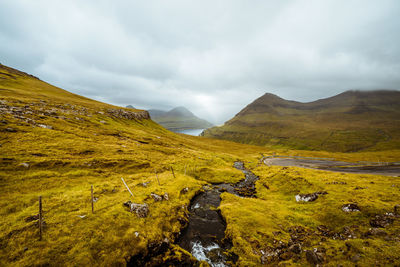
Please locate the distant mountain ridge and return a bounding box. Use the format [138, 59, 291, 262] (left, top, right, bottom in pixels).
[149, 106, 195, 119]
[129, 106, 213, 132]
[202, 90, 400, 152]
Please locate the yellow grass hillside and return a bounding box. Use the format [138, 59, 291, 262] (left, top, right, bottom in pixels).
[1, 64, 399, 266]
[0, 64, 260, 266]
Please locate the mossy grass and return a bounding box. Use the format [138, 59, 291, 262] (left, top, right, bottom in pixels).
[1, 65, 399, 265]
[220, 165, 400, 266]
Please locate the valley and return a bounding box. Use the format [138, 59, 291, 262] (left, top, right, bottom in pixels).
[147, 107, 213, 133]
[1, 64, 400, 266]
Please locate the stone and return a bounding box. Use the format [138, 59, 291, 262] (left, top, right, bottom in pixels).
[370, 214, 394, 228]
[180, 187, 189, 194]
[342, 226, 357, 239]
[151, 193, 163, 202]
[38, 124, 53, 129]
[295, 193, 318, 202]
[163, 193, 169, 201]
[99, 120, 107, 124]
[107, 109, 150, 120]
[124, 201, 149, 218]
[5, 127, 17, 132]
[305, 248, 324, 266]
[366, 228, 387, 237]
[288, 243, 302, 254]
[305, 250, 319, 265]
[20, 162, 30, 168]
[342, 203, 360, 212]
[317, 225, 333, 237]
[295, 191, 327, 202]
[260, 249, 279, 264]
[140, 182, 150, 187]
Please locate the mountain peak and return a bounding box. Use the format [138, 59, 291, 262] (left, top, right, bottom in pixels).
[204, 89, 400, 152]
[167, 106, 194, 117]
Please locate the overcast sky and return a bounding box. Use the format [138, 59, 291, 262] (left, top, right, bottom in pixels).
[1, 0, 399, 124]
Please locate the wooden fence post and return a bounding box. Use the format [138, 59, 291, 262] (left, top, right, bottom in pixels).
[91, 185, 94, 214]
[170, 166, 176, 179]
[121, 178, 134, 197]
[39, 196, 42, 240]
[184, 165, 187, 175]
[155, 171, 160, 186]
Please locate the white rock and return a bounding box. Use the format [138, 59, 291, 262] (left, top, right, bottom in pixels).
[20, 162, 30, 168]
[38, 124, 53, 129]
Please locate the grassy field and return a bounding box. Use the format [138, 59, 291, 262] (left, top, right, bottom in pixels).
[221, 165, 400, 266]
[1, 64, 399, 266]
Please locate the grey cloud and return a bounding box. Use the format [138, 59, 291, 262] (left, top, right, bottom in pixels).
[0, 0, 399, 124]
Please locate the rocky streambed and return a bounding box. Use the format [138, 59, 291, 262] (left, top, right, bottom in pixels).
[127, 161, 259, 266]
[177, 161, 259, 266]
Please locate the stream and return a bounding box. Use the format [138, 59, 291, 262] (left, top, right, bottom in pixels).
[177, 161, 259, 266]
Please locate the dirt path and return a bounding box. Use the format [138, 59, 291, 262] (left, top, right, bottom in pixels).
[263, 157, 400, 176]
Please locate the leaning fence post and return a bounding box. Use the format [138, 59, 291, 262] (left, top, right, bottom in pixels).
[155, 171, 160, 186]
[39, 196, 43, 240]
[121, 178, 134, 197]
[170, 166, 176, 179]
[91, 185, 94, 214]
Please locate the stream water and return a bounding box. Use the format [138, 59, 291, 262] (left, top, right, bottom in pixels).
[177, 162, 259, 266]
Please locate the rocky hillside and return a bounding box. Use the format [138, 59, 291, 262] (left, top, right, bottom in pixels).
[0, 63, 256, 266]
[203, 90, 400, 152]
[147, 106, 213, 132]
[1, 64, 399, 266]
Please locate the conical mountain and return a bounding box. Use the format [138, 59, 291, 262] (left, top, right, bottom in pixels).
[143, 106, 213, 132]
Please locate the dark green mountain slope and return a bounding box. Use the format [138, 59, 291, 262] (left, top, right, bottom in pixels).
[202, 90, 400, 152]
[147, 106, 213, 132]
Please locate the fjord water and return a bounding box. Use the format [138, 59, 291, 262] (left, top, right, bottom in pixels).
[175, 128, 205, 136]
